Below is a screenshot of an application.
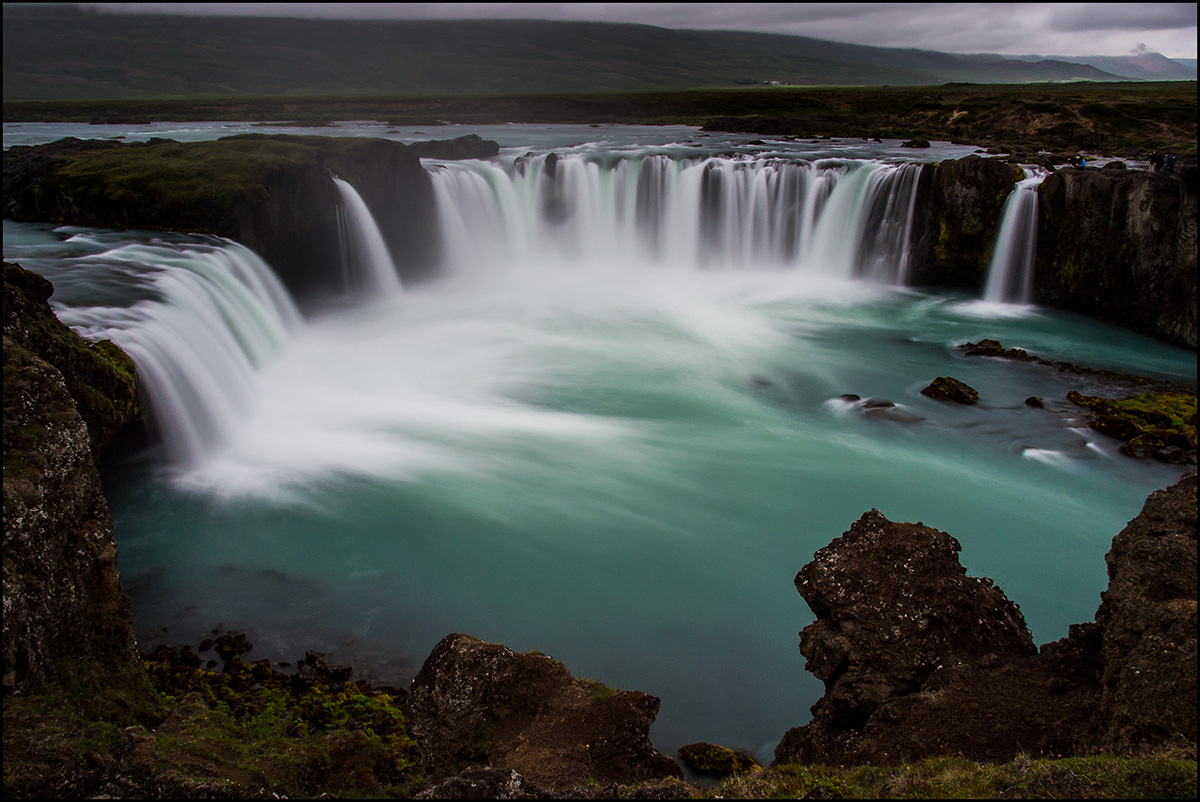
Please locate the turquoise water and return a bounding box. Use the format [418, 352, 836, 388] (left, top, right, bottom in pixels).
[2, 125, 1193, 762]
[8, 217, 1192, 762]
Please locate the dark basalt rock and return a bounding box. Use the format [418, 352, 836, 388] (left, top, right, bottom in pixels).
[774, 471, 1197, 766]
[908, 155, 1026, 290]
[1093, 470, 1197, 752]
[920, 376, 979, 404]
[405, 134, 501, 161]
[2, 263, 150, 702]
[774, 510, 1036, 766]
[2, 134, 451, 306]
[3, 262, 141, 458]
[408, 633, 681, 791]
[1035, 166, 1197, 349]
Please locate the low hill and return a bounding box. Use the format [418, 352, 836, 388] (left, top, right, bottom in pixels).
[3, 4, 1128, 100]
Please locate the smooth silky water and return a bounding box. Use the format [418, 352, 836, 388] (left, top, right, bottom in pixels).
[3, 126, 1195, 763]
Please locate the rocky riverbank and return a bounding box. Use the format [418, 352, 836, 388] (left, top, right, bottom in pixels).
[3, 259, 1195, 797]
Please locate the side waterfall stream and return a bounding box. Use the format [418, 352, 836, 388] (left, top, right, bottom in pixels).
[3, 128, 1194, 763]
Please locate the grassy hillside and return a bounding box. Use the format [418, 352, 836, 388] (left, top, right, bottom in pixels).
[3, 4, 1129, 100]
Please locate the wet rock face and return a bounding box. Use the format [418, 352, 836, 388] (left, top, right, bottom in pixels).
[775, 510, 1037, 765]
[908, 155, 1025, 289]
[920, 376, 979, 404]
[2, 264, 143, 695]
[1093, 470, 1197, 752]
[408, 633, 681, 791]
[1035, 166, 1197, 349]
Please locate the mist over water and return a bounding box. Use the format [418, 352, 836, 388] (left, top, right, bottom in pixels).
[3, 131, 1194, 762]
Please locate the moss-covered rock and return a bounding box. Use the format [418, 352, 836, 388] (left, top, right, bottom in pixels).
[3, 262, 140, 457]
[3, 134, 455, 304]
[678, 742, 760, 777]
[3, 265, 163, 797]
[1067, 389, 1197, 464]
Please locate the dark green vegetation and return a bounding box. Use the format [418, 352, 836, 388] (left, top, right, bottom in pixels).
[2, 262, 140, 458]
[2, 134, 416, 236]
[1068, 390, 1198, 461]
[3, 645, 424, 798]
[5, 81, 1196, 159]
[4, 4, 1173, 101]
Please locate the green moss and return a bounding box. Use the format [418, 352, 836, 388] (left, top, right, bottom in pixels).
[1068, 390, 1197, 449]
[679, 742, 761, 777]
[580, 677, 619, 705]
[138, 650, 422, 797]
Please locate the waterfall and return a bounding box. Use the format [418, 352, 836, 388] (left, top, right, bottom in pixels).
[983, 169, 1045, 304]
[49, 238, 301, 467]
[332, 176, 404, 298]
[428, 154, 924, 281]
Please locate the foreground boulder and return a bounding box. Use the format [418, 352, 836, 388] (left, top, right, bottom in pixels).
[1094, 470, 1197, 752]
[775, 471, 1197, 766]
[408, 634, 682, 791]
[774, 510, 1037, 765]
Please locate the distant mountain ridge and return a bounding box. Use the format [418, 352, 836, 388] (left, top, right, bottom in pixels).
[1011, 45, 1197, 81]
[2, 4, 1187, 100]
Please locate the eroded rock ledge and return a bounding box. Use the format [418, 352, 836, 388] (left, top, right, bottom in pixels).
[775, 471, 1197, 767]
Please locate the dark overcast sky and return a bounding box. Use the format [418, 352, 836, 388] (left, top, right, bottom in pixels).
[76, 3, 1198, 59]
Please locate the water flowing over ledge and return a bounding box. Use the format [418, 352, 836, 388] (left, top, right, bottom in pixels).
[2, 129, 1194, 763]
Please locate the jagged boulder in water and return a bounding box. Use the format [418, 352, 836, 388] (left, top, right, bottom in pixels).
[920, 375, 979, 404]
[407, 633, 681, 791]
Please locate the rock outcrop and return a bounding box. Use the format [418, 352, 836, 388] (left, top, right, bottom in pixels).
[908, 154, 1026, 289]
[775, 471, 1197, 766]
[3, 133, 498, 307]
[2, 263, 154, 712]
[773, 510, 1038, 765]
[1035, 165, 1197, 349]
[1093, 470, 1197, 752]
[408, 633, 682, 791]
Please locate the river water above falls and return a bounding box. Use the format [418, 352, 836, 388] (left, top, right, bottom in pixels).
[3, 125, 1195, 763]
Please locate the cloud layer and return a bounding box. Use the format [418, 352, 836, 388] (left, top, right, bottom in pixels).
[79, 3, 1199, 58]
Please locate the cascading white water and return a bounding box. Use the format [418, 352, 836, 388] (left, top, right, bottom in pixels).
[983, 169, 1045, 304]
[49, 238, 301, 467]
[429, 154, 924, 281]
[333, 176, 404, 298]
[6, 127, 1194, 763]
